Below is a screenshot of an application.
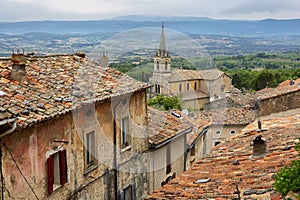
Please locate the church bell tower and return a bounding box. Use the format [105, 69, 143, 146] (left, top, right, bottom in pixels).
[154, 23, 171, 74]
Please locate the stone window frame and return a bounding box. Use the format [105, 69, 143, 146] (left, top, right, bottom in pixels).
[84, 129, 98, 174]
[121, 116, 131, 149]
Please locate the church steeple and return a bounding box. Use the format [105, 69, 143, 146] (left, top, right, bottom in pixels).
[153, 22, 171, 74]
[159, 22, 166, 52]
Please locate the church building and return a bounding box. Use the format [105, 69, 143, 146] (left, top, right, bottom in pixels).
[149, 23, 233, 109]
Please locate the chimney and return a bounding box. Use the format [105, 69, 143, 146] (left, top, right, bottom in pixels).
[11, 50, 26, 82]
[253, 135, 267, 157]
[100, 52, 108, 68]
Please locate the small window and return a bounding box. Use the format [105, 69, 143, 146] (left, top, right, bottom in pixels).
[85, 131, 97, 169]
[191, 146, 196, 156]
[221, 85, 225, 92]
[120, 184, 136, 200]
[230, 130, 236, 135]
[194, 82, 197, 90]
[179, 84, 182, 92]
[156, 60, 159, 70]
[187, 83, 190, 91]
[165, 61, 168, 70]
[121, 117, 130, 148]
[47, 149, 68, 194]
[215, 130, 221, 135]
[166, 145, 171, 174]
[155, 84, 161, 94]
[214, 141, 221, 146]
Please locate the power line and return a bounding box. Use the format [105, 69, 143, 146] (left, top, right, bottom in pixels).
[2, 143, 39, 200]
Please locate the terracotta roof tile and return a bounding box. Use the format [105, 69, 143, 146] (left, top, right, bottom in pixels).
[200, 107, 256, 126]
[0, 54, 148, 127]
[256, 84, 300, 100]
[148, 109, 300, 199]
[147, 107, 193, 146]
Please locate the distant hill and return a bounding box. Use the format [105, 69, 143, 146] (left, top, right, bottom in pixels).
[0, 16, 300, 36]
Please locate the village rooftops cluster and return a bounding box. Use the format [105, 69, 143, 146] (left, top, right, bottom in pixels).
[0, 53, 148, 129]
[148, 109, 300, 199]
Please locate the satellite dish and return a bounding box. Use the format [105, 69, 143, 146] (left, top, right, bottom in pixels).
[182, 109, 189, 116]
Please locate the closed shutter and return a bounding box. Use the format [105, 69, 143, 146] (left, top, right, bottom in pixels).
[59, 149, 68, 185]
[132, 183, 136, 200]
[47, 155, 54, 194]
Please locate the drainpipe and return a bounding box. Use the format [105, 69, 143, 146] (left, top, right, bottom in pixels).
[112, 97, 122, 200]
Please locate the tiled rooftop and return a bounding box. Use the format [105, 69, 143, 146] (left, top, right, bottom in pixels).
[255, 84, 300, 100]
[0, 53, 148, 128]
[149, 109, 300, 199]
[199, 69, 226, 80]
[166, 69, 226, 82]
[167, 69, 203, 82]
[147, 107, 193, 146]
[200, 107, 256, 126]
[180, 90, 209, 101]
[277, 78, 300, 87]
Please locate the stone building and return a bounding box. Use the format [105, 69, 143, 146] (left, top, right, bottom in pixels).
[146, 107, 193, 194]
[185, 107, 256, 170]
[149, 24, 233, 109]
[0, 52, 149, 199]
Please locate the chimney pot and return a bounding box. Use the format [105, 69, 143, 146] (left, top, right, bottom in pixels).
[253, 135, 267, 157]
[11, 51, 26, 82]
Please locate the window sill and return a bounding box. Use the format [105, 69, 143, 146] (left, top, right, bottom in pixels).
[121, 145, 132, 153]
[53, 184, 62, 192]
[84, 164, 99, 176]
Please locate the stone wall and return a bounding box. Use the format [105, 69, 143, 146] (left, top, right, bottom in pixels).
[259, 90, 300, 116]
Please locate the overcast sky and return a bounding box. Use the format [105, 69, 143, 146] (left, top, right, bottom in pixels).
[1, 0, 300, 21]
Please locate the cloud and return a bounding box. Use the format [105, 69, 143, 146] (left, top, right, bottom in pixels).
[0, 0, 300, 21]
[221, 0, 300, 16]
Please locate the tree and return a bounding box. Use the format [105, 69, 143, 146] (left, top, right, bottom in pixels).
[274, 142, 300, 198]
[147, 95, 182, 111]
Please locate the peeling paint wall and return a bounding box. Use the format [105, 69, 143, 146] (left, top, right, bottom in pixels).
[0, 90, 149, 199]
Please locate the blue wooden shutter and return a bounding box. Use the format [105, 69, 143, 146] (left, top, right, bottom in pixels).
[47, 155, 54, 194]
[59, 149, 68, 185]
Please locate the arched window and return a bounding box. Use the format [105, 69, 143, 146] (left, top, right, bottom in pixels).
[156, 60, 159, 70]
[165, 61, 168, 70]
[179, 84, 182, 92]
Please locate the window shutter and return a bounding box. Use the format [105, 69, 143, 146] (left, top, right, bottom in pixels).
[132, 183, 136, 200]
[47, 155, 54, 194]
[59, 149, 68, 185]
